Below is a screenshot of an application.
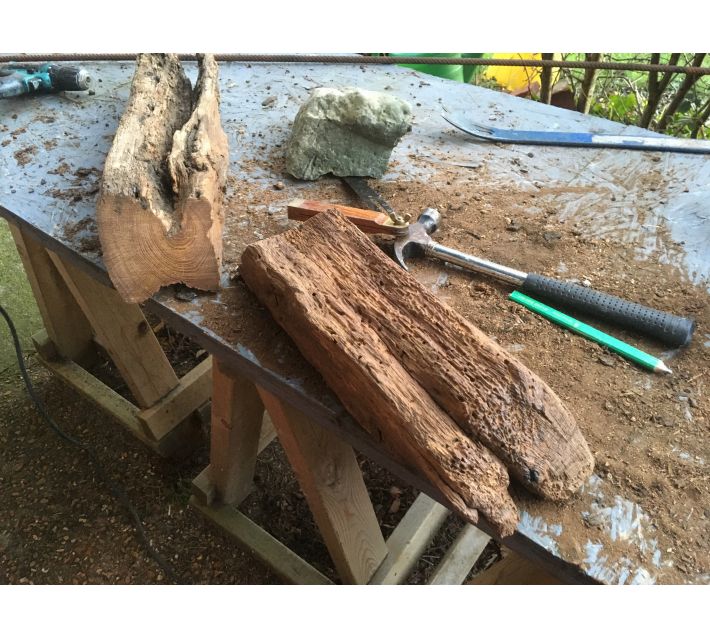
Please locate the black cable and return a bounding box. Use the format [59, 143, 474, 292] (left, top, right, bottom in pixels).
[0, 303, 180, 584]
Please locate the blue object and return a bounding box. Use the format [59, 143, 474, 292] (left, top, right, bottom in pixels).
[443, 111, 710, 155]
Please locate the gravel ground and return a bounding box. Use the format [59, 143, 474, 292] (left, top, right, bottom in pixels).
[0, 356, 281, 584]
[0, 352, 497, 585]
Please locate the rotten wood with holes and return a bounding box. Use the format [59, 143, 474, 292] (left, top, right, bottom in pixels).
[258, 386, 388, 584]
[240, 211, 594, 538]
[96, 53, 228, 303]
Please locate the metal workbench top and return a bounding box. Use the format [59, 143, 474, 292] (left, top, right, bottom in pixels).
[1, 59, 708, 584]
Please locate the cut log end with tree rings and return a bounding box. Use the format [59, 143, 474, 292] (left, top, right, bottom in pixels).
[239, 210, 595, 537]
[97, 53, 228, 304]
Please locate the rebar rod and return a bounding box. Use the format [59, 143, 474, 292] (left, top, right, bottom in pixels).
[1, 53, 709, 75]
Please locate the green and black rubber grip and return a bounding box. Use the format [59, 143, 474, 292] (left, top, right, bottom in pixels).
[521, 273, 695, 348]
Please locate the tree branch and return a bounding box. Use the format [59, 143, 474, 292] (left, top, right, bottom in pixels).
[576, 53, 602, 114]
[690, 96, 710, 139]
[657, 53, 707, 132]
[539, 53, 554, 104]
[640, 53, 682, 129]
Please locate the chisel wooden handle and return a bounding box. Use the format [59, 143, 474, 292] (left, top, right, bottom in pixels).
[287, 199, 407, 235]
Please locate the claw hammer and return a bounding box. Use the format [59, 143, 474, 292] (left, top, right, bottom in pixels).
[286, 201, 695, 348]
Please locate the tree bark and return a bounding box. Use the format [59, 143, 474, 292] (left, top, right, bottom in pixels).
[539, 53, 555, 105]
[576, 53, 602, 114]
[97, 53, 228, 303]
[240, 211, 594, 537]
[656, 53, 706, 132]
[640, 53, 681, 129]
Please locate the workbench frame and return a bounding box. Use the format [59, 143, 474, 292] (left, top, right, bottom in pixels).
[8, 218, 559, 584]
[8, 221, 212, 457]
[190, 359, 551, 584]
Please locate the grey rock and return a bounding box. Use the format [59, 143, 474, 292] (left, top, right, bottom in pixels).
[286, 87, 412, 180]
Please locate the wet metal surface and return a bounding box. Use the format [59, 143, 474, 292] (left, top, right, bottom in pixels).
[1, 60, 708, 584]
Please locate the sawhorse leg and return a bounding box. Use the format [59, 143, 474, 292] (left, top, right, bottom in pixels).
[200, 360, 276, 505]
[193, 358, 388, 584]
[257, 387, 388, 585]
[9, 224, 211, 455]
[9, 224, 95, 366]
[193, 358, 500, 585]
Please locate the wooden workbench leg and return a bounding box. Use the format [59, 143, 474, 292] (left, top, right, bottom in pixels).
[47, 250, 179, 408]
[8, 224, 94, 366]
[257, 387, 388, 585]
[207, 361, 276, 505]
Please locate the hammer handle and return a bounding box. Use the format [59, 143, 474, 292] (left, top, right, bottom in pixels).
[521, 274, 695, 348]
[287, 200, 405, 235]
[426, 241, 695, 347]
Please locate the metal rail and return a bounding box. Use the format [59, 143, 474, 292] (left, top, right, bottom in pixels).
[1, 54, 709, 76]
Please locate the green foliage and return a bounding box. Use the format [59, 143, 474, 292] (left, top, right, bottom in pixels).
[472, 54, 710, 139]
[592, 92, 639, 124]
[561, 53, 710, 139]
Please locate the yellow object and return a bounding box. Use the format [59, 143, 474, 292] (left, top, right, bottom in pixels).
[481, 53, 560, 95]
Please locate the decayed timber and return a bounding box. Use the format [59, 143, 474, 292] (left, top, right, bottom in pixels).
[97, 53, 228, 303]
[240, 211, 595, 537]
[353, 255, 594, 501]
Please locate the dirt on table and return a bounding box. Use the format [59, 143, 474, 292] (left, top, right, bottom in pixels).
[213, 153, 709, 583]
[34, 138, 710, 584]
[13, 145, 37, 167]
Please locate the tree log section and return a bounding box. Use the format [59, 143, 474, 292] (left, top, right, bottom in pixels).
[240, 212, 593, 524]
[97, 53, 228, 303]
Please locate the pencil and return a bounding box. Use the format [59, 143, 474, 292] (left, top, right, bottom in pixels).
[509, 290, 672, 374]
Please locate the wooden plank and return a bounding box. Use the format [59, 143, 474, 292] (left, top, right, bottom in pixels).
[258, 413, 277, 452]
[468, 550, 562, 585]
[47, 250, 179, 408]
[192, 466, 217, 506]
[9, 223, 95, 366]
[258, 387, 388, 585]
[208, 361, 268, 505]
[138, 356, 213, 440]
[189, 496, 332, 585]
[429, 524, 491, 585]
[369, 493, 449, 585]
[31, 330, 153, 447]
[97, 54, 228, 303]
[287, 199, 401, 235]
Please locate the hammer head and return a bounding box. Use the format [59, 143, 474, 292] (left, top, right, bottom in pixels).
[393, 208, 441, 270]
